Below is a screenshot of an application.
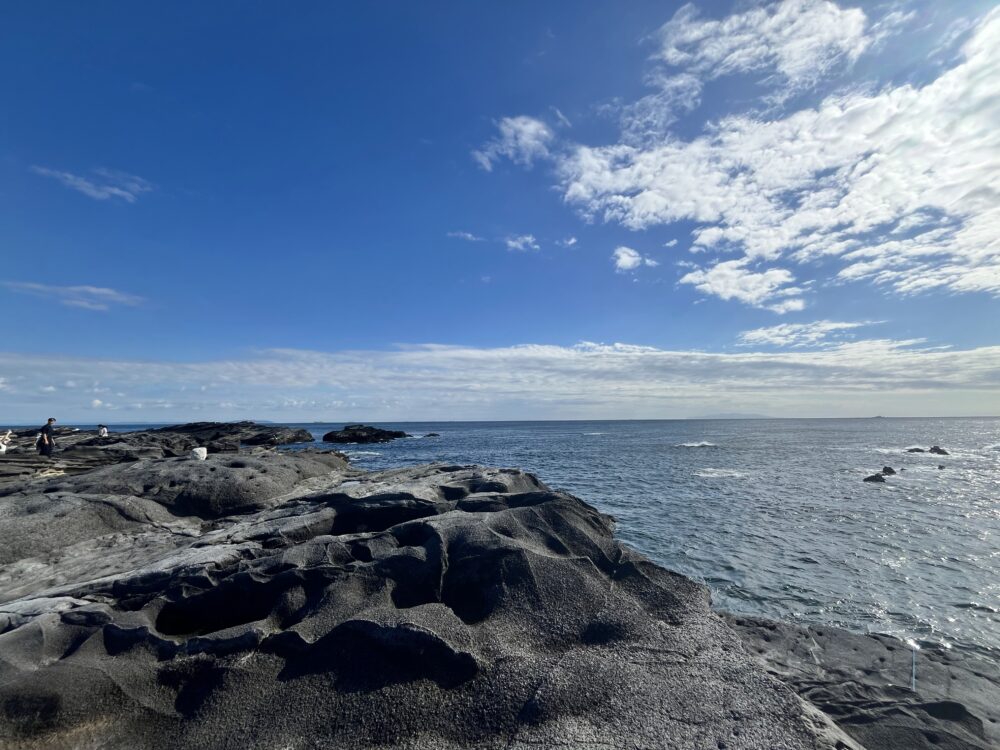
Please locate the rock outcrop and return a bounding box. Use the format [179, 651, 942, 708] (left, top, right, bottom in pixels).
[727, 615, 1000, 750]
[322, 423, 411, 443]
[929, 446, 949, 456]
[882, 466, 896, 475]
[864, 473, 886, 483]
[0, 452, 858, 750]
[0, 421, 314, 486]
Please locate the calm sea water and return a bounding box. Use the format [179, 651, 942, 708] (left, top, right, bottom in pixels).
[80, 418, 1000, 659]
[281, 418, 1000, 659]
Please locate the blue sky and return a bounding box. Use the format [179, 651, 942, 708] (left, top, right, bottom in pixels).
[2, 0, 999, 421]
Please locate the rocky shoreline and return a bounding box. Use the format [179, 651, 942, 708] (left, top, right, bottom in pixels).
[0, 423, 995, 749]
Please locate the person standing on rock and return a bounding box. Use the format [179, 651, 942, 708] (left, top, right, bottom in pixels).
[36, 418, 57, 458]
[98, 424, 109, 438]
[0, 429, 13, 455]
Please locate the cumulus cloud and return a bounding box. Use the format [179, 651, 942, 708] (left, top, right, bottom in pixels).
[2, 341, 998, 422]
[30, 166, 153, 203]
[612, 246, 658, 272]
[473, 116, 554, 171]
[559, 236, 578, 247]
[679, 260, 803, 312]
[557, 7, 1000, 306]
[738, 319, 878, 347]
[505, 234, 540, 252]
[1, 282, 144, 311]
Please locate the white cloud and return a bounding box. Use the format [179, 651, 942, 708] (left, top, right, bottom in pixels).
[558, 8, 1000, 305]
[559, 236, 578, 247]
[551, 106, 573, 128]
[738, 319, 878, 347]
[91, 399, 103, 408]
[505, 234, 540, 252]
[612, 246, 658, 272]
[2, 341, 999, 422]
[664, 239, 678, 248]
[679, 260, 804, 312]
[30, 166, 153, 203]
[1, 282, 144, 311]
[447, 231, 484, 242]
[473, 116, 554, 171]
[656, 0, 870, 93]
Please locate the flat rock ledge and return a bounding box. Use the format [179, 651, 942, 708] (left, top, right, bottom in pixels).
[0, 451, 860, 750]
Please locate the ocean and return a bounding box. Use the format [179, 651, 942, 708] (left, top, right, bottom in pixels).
[86, 418, 1000, 660]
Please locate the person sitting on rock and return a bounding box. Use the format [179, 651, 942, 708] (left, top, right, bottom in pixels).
[98, 424, 109, 438]
[0, 429, 12, 455]
[36, 417, 57, 458]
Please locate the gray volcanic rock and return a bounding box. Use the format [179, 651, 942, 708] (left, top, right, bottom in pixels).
[864, 473, 886, 483]
[0, 458, 856, 750]
[323, 423, 410, 443]
[929, 446, 949, 455]
[882, 466, 896, 475]
[727, 615, 1000, 750]
[26, 451, 350, 518]
[0, 421, 314, 486]
[150, 420, 315, 447]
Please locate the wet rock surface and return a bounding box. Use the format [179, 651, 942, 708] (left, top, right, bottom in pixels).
[727, 614, 1000, 750]
[0, 450, 858, 750]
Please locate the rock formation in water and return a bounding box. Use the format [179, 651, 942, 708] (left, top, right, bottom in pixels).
[1, 447, 859, 749]
[864, 473, 887, 483]
[1, 436, 995, 749]
[882, 466, 896, 475]
[322, 423, 411, 443]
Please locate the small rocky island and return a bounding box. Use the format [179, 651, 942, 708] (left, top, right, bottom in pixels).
[0, 423, 995, 749]
[322, 423, 411, 443]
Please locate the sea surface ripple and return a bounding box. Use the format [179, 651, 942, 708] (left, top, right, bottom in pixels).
[283, 418, 999, 659]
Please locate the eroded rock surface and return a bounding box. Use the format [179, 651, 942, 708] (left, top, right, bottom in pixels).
[0, 453, 855, 750]
[0, 421, 314, 485]
[727, 614, 1000, 750]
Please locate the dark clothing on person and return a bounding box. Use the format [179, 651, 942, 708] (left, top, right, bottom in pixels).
[37, 423, 56, 457]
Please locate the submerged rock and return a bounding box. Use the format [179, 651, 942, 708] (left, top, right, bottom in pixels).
[864, 473, 887, 483]
[0, 455, 856, 750]
[322, 424, 410, 443]
[882, 466, 896, 475]
[907, 447, 927, 453]
[929, 446, 949, 455]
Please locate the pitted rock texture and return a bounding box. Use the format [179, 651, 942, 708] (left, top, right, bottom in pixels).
[0, 455, 856, 750]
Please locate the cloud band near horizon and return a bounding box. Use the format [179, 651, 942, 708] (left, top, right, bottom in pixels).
[1, 338, 998, 423]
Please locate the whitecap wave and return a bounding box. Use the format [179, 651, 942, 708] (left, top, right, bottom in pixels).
[694, 468, 744, 478]
[345, 450, 381, 458]
[676, 441, 718, 448]
[583, 432, 607, 436]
